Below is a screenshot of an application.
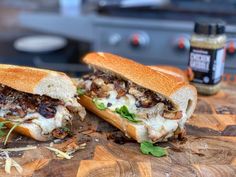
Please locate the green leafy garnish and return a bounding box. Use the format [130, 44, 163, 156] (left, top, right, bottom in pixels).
[0, 121, 9, 128]
[115, 106, 140, 123]
[140, 141, 167, 157]
[0, 121, 10, 138]
[92, 98, 107, 110]
[77, 88, 85, 96]
[0, 122, 5, 127]
[61, 127, 73, 136]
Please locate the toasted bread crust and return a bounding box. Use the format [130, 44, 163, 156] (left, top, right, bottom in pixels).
[0, 64, 67, 95]
[83, 53, 187, 97]
[149, 65, 188, 82]
[79, 95, 139, 141]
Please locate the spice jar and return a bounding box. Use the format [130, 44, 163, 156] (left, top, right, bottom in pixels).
[188, 19, 226, 95]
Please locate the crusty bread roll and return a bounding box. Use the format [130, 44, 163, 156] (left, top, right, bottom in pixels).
[78, 52, 197, 142]
[0, 64, 85, 141]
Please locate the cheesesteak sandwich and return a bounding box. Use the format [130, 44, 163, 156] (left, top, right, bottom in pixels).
[76, 52, 197, 143]
[0, 64, 86, 141]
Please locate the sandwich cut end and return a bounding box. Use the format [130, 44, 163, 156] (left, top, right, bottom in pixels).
[34, 72, 77, 101]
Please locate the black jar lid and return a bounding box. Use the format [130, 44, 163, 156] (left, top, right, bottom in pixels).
[194, 19, 225, 35]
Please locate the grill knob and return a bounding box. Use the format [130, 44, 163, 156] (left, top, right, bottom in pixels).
[227, 40, 236, 55]
[108, 34, 121, 46]
[130, 32, 149, 48]
[175, 36, 190, 50]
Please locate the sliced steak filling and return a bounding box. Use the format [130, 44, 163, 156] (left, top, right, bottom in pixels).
[78, 70, 181, 119]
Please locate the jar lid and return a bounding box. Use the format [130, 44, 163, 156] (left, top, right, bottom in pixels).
[194, 19, 225, 35]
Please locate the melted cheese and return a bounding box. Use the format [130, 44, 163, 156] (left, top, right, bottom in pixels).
[100, 90, 136, 112]
[97, 90, 188, 141]
[0, 105, 72, 136]
[31, 105, 71, 135]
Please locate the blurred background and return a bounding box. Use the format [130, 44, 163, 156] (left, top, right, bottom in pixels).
[0, 0, 236, 78]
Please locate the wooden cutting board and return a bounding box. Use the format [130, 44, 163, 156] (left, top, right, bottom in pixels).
[0, 82, 236, 177]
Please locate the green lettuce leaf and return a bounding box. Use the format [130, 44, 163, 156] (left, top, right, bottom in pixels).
[77, 88, 86, 96]
[115, 106, 140, 123]
[92, 98, 107, 110]
[140, 141, 167, 157]
[0, 123, 4, 128]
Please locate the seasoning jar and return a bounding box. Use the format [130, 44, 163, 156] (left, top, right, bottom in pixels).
[188, 19, 226, 95]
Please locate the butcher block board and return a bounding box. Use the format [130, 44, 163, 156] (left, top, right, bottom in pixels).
[0, 82, 236, 177]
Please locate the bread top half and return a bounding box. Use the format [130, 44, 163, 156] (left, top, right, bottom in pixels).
[0, 64, 76, 101]
[83, 52, 187, 97]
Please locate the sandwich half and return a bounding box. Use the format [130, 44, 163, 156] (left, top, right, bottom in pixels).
[0, 64, 86, 141]
[76, 52, 197, 143]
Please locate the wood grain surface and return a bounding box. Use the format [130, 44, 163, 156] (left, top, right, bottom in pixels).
[0, 82, 236, 177]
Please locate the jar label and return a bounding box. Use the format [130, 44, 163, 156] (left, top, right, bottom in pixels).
[188, 47, 225, 85]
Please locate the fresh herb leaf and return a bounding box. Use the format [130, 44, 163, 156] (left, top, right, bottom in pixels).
[115, 106, 140, 123]
[0, 121, 9, 128]
[77, 88, 85, 96]
[0, 122, 4, 128]
[140, 141, 167, 157]
[61, 127, 73, 136]
[92, 98, 107, 110]
[0, 121, 10, 138]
